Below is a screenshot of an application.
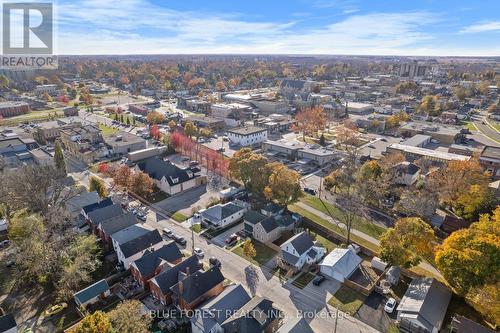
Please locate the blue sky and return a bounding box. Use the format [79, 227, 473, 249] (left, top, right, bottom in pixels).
[50, 0, 500, 55]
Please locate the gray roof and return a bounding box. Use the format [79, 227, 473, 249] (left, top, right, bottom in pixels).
[282, 231, 314, 256]
[132, 242, 182, 277]
[202, 202, 245, 222]
[276, 317, 314, 333]
[74, 279, 109, 305]
[227, 126, 266, 136]
[260, 216, 280, 233]
[221, 296, 280, 333]
[152, 255, 201, 294]
[100, 212, 138, 235]
[170, 266, 225, 304]
[120, 229, 163, 258]
[66, 191, 100, 214]
[397, 278, 452, 331]
[87, 203, 123, 225]
[281, 251, 300, 265]
[137, 157, 199, 186]
[192, 284, 251, 332]
[0, 314, 16, 331]
[110, 223, 151, 245]
[394, 161, 420, 175]
[82, 197, 113, 214]
[244, 210, 266, 225]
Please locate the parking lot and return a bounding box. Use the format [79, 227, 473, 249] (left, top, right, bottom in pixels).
[355, 292, 396, 333]
[210, 224, 244, 247]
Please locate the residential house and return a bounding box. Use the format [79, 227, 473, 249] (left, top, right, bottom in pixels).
[136, 157, 205, 195]
[278, 231, 326, 271]
[191, 284, 251, 333]
[86, 203, 124, 234]
[97, 212, 138, 246]
[170, 266, 225, 311]
[226, 126, 268, 147]
[64, 191, 100, 220]
[149, 255, 201, 305]
[0, 314, 16, 333]
[243, 210, 298, 244]
[450, 315, 496, 333]
[319, 248, 362, 283]
[397, 277, 452, 333]
[130, 242, 183, 288]
[81, 197, 114, 219]
[393, 161, 421, 186]
[115, 229, 164, 269]
[276, 317, 314, 333]
[200, 201, 248, 230]
[110, 223, 152, 252]
[221, 296, 282, 333]
[73, 279, 110, 308]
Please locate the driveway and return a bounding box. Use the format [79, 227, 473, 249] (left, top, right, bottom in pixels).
[301, 277, 342, 303]
[355, 292, 396, 333]
[211, 223, 244, 247]
[152, 185, 210, 215]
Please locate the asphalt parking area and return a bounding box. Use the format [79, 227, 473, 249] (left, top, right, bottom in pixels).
[355, 292, 397, 332]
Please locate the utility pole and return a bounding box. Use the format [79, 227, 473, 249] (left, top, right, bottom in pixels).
[191, 224, 195, 253]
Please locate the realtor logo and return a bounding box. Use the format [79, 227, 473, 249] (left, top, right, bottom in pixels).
[1, 2, 57, 69]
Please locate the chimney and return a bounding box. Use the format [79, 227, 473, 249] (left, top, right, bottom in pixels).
[186, 267, 190, 276]
[178, 280, 183, 295]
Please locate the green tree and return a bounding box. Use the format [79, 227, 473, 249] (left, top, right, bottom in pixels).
[228, 148, 269, 194]
[89, 176, 108, 198]
[0, 74, 9, 88]
[109, 300, 152, 333]
[184, 121, 197, 138]
[380, 217, 437, 268]
[263, 163, 302, 207]
[357, 160, 382, 181]
[72, 311, 112, 333]
[53, 141, 66, 175]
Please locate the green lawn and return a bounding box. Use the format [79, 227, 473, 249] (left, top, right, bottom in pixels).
[309, 232, 338, 252]
[463, 121, 478, 132]
[327, 286, 366, 315]
[291, 272, 316, 289]
[289, 204, 380, 253]
[232, 240, 277, 266]
[300, 195, 386, 239]
[2, 109, 65, 125]
[144, 188, 169, 203]
[386, 324, 401, 333]
[489, 121, 500, 132]
[190, 224, 203, 233]
[98, 123, 119, 136]
[171, 211, 188, 222]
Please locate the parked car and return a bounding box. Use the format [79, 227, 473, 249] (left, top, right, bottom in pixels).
[136, 213, 146, 221]
[209, 257, 221, 268]
[225, 234, 238, 246]
[303, 188, 316, 195]
[312, 274, 325, 286]
[384, 298, 397, 313]
[43, 303, 68, 317]
[162, 228, 173, 238]
[193, 247, 205, 258]
[173, 235, 187, 246]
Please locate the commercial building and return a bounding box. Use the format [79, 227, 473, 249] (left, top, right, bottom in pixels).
[399, 122, 461, 145]
[387, 143, 470, 164]
[0, 101, 29, 118]
[34, 118, 82, 144]
[129, 104, 149, 116]
[227, 126, 267, 147]
[103, 131, 147, 156]
[60, 124, 108, 163]
[347, 102, 374, 114]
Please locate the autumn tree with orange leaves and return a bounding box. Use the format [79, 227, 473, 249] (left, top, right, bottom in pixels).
[293, 106, 327, 141]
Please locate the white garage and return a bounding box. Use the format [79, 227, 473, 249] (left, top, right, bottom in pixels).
[319, 248, 362, 283]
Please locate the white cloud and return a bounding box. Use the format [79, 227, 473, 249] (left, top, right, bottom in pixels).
[460, 21, 500, 33]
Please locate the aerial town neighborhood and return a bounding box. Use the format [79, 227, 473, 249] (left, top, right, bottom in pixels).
[0, 1, 499, 333]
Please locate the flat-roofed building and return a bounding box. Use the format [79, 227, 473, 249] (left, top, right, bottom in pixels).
[297, 144, 336, 166]
[402, 134, 431, 147]
[399, 121, 461, 145]
[262, 139, 304, 160]
[0, 101, 29, 117]
[480, 146, 500, 179]
[347, 102, 374, 114]
[227, 126, 267, 147]
[387, 143, 470, 164]
[103, 131, 147, 156]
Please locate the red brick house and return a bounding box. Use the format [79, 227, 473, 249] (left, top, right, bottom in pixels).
[149, 255, 201, 305]
[170, 265, 225, 311]
[130, 242, 183, 288]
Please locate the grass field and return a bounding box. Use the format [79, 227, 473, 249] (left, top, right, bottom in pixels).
[98, 123, 118, 136]
[232, 240, 277, 266]
[327, 286, 366, 315]
[190, 224, 203, 233]
[289, 204, 380, 253]
[171, 211, 188, 222]
[291, 272, 316, 289]
[300, 195, 386, 239]
[1, 109, 64, 125]
[463, 121, 478, 132]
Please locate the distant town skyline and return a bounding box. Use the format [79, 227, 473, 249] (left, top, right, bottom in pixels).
[46, 0, 500, 56]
